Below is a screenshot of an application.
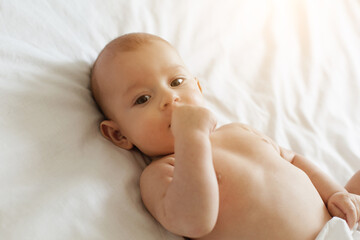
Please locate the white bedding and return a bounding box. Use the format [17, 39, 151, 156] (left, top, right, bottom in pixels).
[1, 0, 359, 239]
[316, 217, 359, 240]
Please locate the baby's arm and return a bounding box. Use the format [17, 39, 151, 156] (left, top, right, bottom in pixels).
[283, 152, 346, 203]
[281, 148, 360, 229]
[248, 125, 360, 228]
[140, 105, 219, 238]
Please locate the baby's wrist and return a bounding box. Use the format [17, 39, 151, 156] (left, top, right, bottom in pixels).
[173, 127, 211, 141]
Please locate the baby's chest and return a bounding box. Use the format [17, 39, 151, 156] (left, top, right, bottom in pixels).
[210, 124, 287, 191]
[211, 123, 279, 162]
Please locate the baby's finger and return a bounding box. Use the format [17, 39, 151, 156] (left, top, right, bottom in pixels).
[350, 194, 360, 224]
[327, 202, 346, 220]
[344, 205, 357, 229]
[335, 199, 357, 229]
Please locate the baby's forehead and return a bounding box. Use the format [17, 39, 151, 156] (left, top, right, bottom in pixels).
[104, 34, 170, 56]
[98, 39, 170, 71]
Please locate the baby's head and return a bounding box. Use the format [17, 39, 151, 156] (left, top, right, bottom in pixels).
[91, 33, 204, 156]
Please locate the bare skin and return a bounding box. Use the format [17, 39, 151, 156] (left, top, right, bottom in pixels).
[346, 171, 360, 195]
[91, 33, 360, 239]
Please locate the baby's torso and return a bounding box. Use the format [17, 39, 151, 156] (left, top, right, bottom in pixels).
[197, 123, 331, 240]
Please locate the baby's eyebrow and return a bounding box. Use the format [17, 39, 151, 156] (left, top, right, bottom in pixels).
[165, 64, 187, 72]
[123, 82, 140, 97]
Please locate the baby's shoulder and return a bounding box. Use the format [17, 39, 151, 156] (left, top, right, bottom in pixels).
[148, 154, 175, 167]
[139, 155, 176, 217]
[141, 154, 175, 181]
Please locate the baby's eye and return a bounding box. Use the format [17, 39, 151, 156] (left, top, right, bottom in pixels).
[170, 78, 184, 87]
[135, 95, 151, 105]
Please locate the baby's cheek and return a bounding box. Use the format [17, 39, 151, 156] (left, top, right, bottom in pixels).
[140, 117, 167, 137]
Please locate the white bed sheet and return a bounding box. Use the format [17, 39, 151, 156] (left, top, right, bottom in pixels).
[1, 0, 359, 239]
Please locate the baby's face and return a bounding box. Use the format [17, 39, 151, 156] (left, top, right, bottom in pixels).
[99, 40, 204, 156]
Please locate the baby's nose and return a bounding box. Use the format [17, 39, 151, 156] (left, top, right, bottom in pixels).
[160, 92, 180, 110]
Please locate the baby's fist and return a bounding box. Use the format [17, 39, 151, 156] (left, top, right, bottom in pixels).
[327, 192, 360, 229]
[171, 105, 217, 136]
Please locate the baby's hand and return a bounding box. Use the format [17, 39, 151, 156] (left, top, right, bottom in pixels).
[171, 104, 217, 137]
[327, 191, 360, 229]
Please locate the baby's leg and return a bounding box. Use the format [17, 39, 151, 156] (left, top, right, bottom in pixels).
[345, 170, 360, 195]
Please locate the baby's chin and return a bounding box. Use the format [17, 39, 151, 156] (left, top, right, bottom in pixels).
[146, 149, 174, 158]
[139, 143, 175, 158]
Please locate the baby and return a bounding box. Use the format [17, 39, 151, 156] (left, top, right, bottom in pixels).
[90, 32, 360, 239]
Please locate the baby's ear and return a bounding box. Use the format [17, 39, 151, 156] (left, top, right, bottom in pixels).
[195, 77, 202, 93]
[100, 120, 133, 150]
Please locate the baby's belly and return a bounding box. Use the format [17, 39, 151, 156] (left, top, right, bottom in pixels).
[198, 150, 331, 240]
